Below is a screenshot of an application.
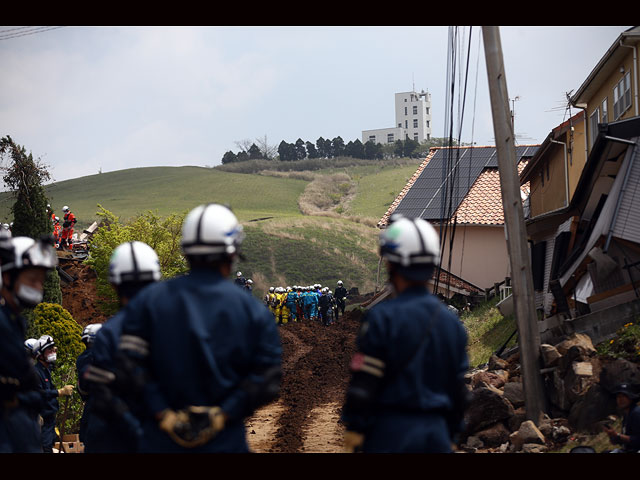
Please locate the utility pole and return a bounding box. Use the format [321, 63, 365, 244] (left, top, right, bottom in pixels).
[482, 26, 546, 424]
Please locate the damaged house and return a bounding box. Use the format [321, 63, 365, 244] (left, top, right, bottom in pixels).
[520, 26, 640, 344]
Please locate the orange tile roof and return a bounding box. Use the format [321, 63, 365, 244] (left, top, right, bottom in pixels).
[452, 162, 529, 225]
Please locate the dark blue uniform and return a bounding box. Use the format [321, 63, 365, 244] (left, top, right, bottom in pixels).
[119, 269, 282, 453]
[76, 347, 93, 444]
[0, 305, 43, 453]
[342, 285, 469, 453]
[34, 361, 60, 453]
[82, 311, 142, 453]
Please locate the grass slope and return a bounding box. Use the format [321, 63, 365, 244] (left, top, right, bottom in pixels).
[0, 166, 308, 229]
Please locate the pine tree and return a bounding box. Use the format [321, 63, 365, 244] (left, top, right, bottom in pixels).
[0, 135, 62, 304]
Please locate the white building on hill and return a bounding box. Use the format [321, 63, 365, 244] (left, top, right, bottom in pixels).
[362, 90, 432, 145]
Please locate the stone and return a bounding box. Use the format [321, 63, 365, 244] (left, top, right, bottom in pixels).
[568, 384, 617, 433]
[522, 443, 548, 453]
[556, 333, 596, 357]
[508, 406, 527, 432]
[464, 386, 515, 434]
[552, 425, 571, 442]
[599, 358, 640, 393]
[475, 422, 510, 447]
[488, 354, 509, 371]
[540, 344, 561, 368]
[509, 420, 545, 451]
[503, 382, 524, 408]
[470, 371, 506, 390]
[463, 435, 484, 450]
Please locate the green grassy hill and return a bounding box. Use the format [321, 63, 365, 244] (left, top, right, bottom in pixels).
[0, 159, 422, 298]
[0, 166, 308, 229]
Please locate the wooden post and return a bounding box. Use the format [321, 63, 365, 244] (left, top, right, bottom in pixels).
[482, 26, 546, 424]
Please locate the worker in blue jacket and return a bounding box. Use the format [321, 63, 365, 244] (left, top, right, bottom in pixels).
[33, 335, 75, 452]
[0, 235, 58, 453]
[76, 323, 102, 446]
[286, 287, 298, 322]
[81, 241, 162, 453]
[342, 214, 470, 453]
[117, 204, 282, 453]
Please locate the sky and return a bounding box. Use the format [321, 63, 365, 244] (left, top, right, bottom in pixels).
[0, 25, 633, 185]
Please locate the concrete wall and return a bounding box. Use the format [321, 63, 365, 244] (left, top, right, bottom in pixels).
[556, 298, 640, 346]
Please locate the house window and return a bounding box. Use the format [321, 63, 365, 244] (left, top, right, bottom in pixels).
[404, 107, 407, 115]
[413, 106, 418, 115]
[398, 123, 402, 128]
[426, 120, 430, 128]
[426, 107, 430, 115]
[405, 120, 408, 128]
[414, 133, 419, 141]
[368, 135, 376, 142]
[413, 119, 418, 128]
[590, 107, 600, 147]
[613, 72, 632, 120]
[387, 133, 394, 143]
[602, 98, 608, 123]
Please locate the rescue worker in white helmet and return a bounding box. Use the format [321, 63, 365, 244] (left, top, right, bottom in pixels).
[117, 204, 282, 452]
[342, 215, 470, 453]
[0, 235, 58, 452]
[335, 280, 348, 320]
[234, 271, 246, 288]
[33, 334, 75, 453]
[81, 241, 162, 453]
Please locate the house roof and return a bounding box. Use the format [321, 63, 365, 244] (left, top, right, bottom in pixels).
[571, 26, 640, 107]
[520, 110, 585, 183]
[379, 145, 538, 228]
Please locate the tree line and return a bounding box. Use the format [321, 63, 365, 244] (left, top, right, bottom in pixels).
[221, 136, 460, 165]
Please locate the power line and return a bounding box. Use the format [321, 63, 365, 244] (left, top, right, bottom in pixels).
[0, 26, 65, 41]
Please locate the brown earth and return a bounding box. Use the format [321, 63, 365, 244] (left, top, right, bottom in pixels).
[59, 260, 362, 453]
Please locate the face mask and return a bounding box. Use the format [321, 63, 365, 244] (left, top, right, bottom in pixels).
[15, 284, 44, 308]
[46, 352, 57, 363]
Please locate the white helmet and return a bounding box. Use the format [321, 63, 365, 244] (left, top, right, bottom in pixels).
[108, 241, 161, 285]
[81, 323, 103, 344]
[379, 215, 440, 268]
[62, 206, 70, 213]
[0, 236, 58, 273]
[181, 204, 244, 258]
[237, 271, 242, 277]
[337, 280, 343, 286]
[25, 338, 38, 356]
[247, 279, 253, 285]
[269, 287, 274, 293]
[34, 335, 55, 358]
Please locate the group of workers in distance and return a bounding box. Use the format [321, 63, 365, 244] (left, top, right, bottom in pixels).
[263, 283, 347, 326]
[47, 204, 77, 250]
[2, 203, 635, 454]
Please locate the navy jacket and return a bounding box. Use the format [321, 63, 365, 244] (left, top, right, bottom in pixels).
[119, 269, 282, 453]
[342, 285, 469, 453]
[34, 361, 59, 419]
[0, 304, 43, 453]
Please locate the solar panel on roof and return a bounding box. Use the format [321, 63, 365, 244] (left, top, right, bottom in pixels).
[391, 146, 538, 223]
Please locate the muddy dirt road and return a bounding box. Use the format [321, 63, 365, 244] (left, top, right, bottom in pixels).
[245, 311, 362, 453]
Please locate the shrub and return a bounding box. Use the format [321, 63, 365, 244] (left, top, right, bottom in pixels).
[30, 303, 84, 364]
[85, 205, 188, 315]
[596, 320, 640, 362]
[29, 302, 86, 435]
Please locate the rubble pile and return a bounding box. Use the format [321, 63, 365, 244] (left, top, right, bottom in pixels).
[460, 332, 640, 453]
